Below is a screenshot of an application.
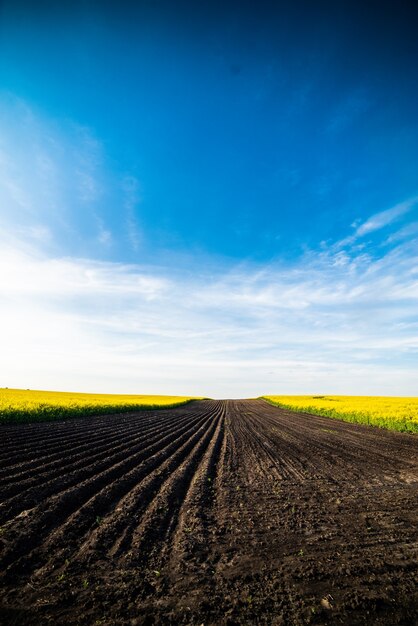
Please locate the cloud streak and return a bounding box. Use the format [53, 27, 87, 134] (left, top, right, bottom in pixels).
[0, 94, 120, 256]
[1, 228, 417, 397]
[355, 197, 418, 237]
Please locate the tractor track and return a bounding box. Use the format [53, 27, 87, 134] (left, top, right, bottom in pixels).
[0, 399, 417, 625]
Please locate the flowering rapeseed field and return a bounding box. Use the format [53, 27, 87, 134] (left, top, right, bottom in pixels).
[0, 388, 199, 423]
[262, 395, 418, 433]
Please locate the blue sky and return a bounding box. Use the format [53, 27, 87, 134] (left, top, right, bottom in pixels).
[0, 1, 417, 396]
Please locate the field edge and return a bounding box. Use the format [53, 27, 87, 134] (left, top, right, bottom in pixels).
[0, 398, 205, 424]
[260, 396, 418, 433]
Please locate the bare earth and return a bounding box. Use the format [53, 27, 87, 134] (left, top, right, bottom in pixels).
[0, 399, 417, 625]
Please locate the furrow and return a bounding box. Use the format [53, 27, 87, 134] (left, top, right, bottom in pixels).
[120, 403, 224, 572]
[166, 400, 226, 572]
[0, 411, 204, 526]
[257, 400, 418, 480]
[0, 404, 203, 452]
[0, 408, 202, 500]
[27, 408, 216, 578]
[75, 404, 223, 563]
[0, 405, 208, 480]
[0, 408, 212, 575]
[0, 410, 179, 470]
[0, 414, 145, 455]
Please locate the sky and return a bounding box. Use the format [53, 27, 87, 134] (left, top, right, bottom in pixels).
[0, 0, 418, 397]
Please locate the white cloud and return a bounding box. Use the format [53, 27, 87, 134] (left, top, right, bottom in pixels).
[355, 197, 418, 237]
[0, 230, 417, 397]
[1, 95, 417, 397]
[386, 221, 418, 243]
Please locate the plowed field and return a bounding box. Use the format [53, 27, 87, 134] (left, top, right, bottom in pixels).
[1, 399, 417, 625]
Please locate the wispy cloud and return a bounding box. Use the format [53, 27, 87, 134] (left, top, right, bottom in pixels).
[386, 221, 418, 243]
[354, 197, 418, 237]
[1, 226, 417, 396]
[96, 216, 113, 246]
[0, 94, 121, 253]
[122, 175, 142, 253]
[1, 94, 417, 397]
[333, 196, 418, 252]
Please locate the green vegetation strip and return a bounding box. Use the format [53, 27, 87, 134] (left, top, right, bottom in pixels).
[0, 389, 201, 424]
[261, 396, 418, 433]
[0, 400, 197, 424]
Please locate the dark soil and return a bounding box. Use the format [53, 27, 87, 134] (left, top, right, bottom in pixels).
[0, 399, 417, 625]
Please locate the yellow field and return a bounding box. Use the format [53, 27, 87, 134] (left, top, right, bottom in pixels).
[262, 395, 418, 433]
[0, 388, 200, 423]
